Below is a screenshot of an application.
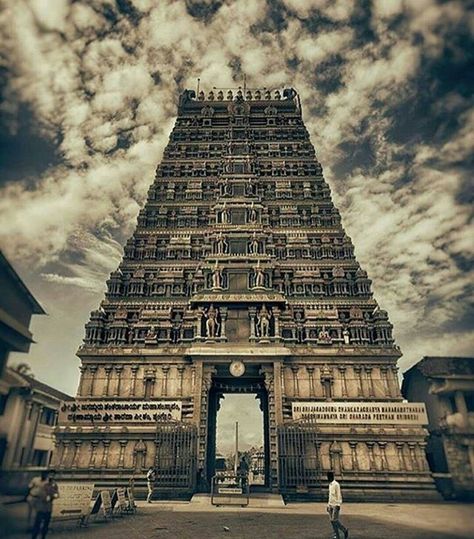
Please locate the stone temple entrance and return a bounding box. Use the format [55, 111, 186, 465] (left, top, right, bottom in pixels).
[55, 87, 438, 501]
[206, 364, 270, 490]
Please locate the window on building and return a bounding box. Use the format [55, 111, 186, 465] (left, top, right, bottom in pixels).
[32, 449, 49, 467]
[465, 393, 474, 412]
[0, 393, 8, 415]
[40, 407, 56, 426]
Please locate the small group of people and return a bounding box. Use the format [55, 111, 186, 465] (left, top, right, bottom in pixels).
[26, 469, 59, 539]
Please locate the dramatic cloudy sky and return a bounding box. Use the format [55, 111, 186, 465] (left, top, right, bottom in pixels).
[0, 0, 473, 403]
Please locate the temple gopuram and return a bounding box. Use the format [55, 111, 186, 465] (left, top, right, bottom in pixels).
[54, 87, 438, 500]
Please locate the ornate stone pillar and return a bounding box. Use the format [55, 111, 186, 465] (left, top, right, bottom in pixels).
[249, 307, 257, 340]
[291, 365, 299, 397]
[101, 440, 111, 468]
[89, 440, 99, 469]
[114, 366, 123, 397]
[103, 366, 113, 396]
[349, 441, 359, 470]
[396, 442, 407, 471]
[118, 440, 128, 469]
[71, 440, 82, 469]
[162, 365, 170, 396]
[59, 441, 70, 469]
[366, 442, 376, 470]
[89, 366, 98, 396]
[408, 442, 418, 471]
[366, 366, 375, 397]
[273, 307, 281, 341]
[378, 442, 388, 471]
[338, 366, 348, 397]
[353, 366, 363, 397]
[220, 307, 228, 340]
[390, 365, 401, 398]
[177, 365, 186, 396]
[380, 366, 390, 397]
[418, 442, 429, 471]
[307, 366, 315, 397]
[78, 366, 87, 396]
[131, 365, 139, 397]
[330, 441, 343, 474]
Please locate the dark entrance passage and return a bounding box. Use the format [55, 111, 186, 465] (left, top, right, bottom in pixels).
[206, 365, 270, 491]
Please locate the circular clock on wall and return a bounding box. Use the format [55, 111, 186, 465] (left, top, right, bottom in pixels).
[229, 360, 245, 377]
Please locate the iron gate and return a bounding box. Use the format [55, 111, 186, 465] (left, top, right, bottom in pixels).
[154, 421, 197, 491]
[278, 422, 322, 493]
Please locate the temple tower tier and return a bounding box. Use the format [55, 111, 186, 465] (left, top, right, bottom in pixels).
[54, 87, 438, 501]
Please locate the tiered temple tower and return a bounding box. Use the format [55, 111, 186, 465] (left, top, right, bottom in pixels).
[54, 87, 437, 500]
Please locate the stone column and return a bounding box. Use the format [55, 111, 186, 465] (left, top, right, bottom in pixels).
[408, 442, 418, 471]
[162, 365, 170, 396]
[307, 367, 315, 397]
[103, 366, 113, 397]
[177, 365, 186, 396]
[349, 441, 359, 470]
[454, 391, 468, 425]
[396, 442, 407, 471]
[131, 366, 139, 397]
[249, 307, 257, 340]
[366, 442, 376, 470]
[378, 442, 388, 471]
[338, 366, 348, 397]
[78, 366, 87, 396]
[26, 404, 43, 465]
[273, 307, 281, 342]
[353, 366, 363, 397]
[366, 366, 375, 397]
[291, 365, 299, 397]
[380, 366, 390, 397]
[220, 307, 228, 340]
[71, 440, 82, 469]
[89, 440, 99, 469]
[330, 441, 343, 475]
[390, 365, 401, 398]
[418, 442, 429, 471]
[101, 440, 111, 469]
[60, 441, 70, 469]
[114, 366, 123, 397]
[89, 366, 98, 396]
[118, 440, 128, 469]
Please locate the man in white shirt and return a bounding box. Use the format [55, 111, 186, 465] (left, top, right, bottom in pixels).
[327, 471, 349, 539]
[146, 467, 156, 503]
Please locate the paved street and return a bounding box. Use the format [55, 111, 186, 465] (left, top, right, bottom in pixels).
[2, 500, 474, 539]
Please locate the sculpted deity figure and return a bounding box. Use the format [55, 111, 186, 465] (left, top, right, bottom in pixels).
[256, 305, 272, 339]
[204, 305, 220, 338]
[254, 267, 265, 288]
[248, 203, 257, 223]
[211, 264, 223, 289]
[215, 233, 228, 255]
[221, 204, 231, 224]
[343, 327, 350, 344]
[146, 325, 157, 340]
[249, 232, 260, 254]
[318, 326, 332, 343]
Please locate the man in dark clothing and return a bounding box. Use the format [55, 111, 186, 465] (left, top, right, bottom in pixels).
[31, 470, 58, 539]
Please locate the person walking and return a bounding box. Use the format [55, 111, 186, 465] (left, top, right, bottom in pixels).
[146, 466, 156, 503]
[31, 470, 59, 539]
[26, 470, 48, 528]
[327, 471, 349, 539]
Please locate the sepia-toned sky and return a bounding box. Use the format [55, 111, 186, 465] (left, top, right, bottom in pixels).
[0, 0, 473, 407]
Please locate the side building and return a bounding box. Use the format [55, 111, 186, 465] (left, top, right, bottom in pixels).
[402, 356, 474, 500]
[0, 367, 73, 494]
